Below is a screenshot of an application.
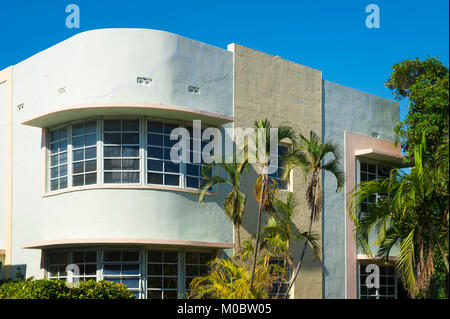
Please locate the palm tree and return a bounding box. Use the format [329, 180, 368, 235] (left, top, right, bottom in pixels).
[198, 155, 249, 262]
[348, 135, 449, 298]
[188, 249, 285, 299]
[249, 119, 296, 292]
[282, 130, 344, 298]
[262, 192, 321, 297]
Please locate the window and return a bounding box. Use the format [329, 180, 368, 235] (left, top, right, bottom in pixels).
[147, 250, 179, 299]
[359, 264, 397, 299]
[49, 127, 68, 191]
[269, 257, 290, 298]
[103, 119, 141, 184]
[359, 162, 391, 214]
[269, 144, 290, 190]
[72, 120, 97, 187]
[72, 250, 97, 282]
[48, 251, 69, 280]
[102, 250, 141, 298]
[184, 251, 213, 295]
[47, 118, 218, 193]
[46, 248, 215, 299]
[185, 126, 211, 190]
[147, 121, 181, 187]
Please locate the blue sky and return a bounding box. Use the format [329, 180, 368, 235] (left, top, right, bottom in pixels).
[0, 0, 448, 121]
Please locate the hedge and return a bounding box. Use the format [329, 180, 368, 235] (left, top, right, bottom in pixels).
[0, 278, 136, 299]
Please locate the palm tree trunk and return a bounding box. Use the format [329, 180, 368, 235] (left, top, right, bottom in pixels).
[236, 223, 242, 265]
[250, 174, 267, 292]
[283, 193, 316, 299]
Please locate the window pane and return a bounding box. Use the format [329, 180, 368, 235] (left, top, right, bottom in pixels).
[148, 160, 163, 172]
[104, 251, 121, 262]
[73, 124, 84, 136]
[50, 130, 59, 142]
[85, 134, 97, 146]
[147, 290, 162, 299]
[73, 162, 84, 174]
[122, 264, 140, 275]
[104, 120, 121, 131]
[60, 177, 67, 189]
[50, 155, 58, 166]
[73, 174, 84, 186]
[148, 173, 163, 185]
[122, 159, 140, 170]
[148, 134, 164, 146]
[85, 121, 97, 134]
[122, 172, 140, 183]
[104, 172, 121, 183]
[50, 179, 58, 191]
[186, 177, 199, 189]
[104, 146, 121, 157]
[104, 133, 121, 145]
[103, 264, 120, 276]
[186, 265, 198, 277]
[59, 128, 67, 140]
[72, 136, 84, 149]
[50, 142, 58, 154]
[85, 264, 97, 275]
[59, 165, 67, 176]
[148, 264, 162, 276]
[147, 121, 163, 134]
[186, 164, 199, 176]
[185, 252, 198, 264]
[122, 120, 139, 131]
[122, 251, 140, 262]
[164, 290, 178, 299]
[73, 149, 84, 162]
[59, 152, 67, 164]
[104, 159, 121, 170]
[85, 160, 96, 172]
[164, 277, 177, 289]
[122, 146, 139, 157]
[148, 250, 162, 262]
[163, 264, 177, 276]
[164, 251, 178, 263]
[164, 123, 178, 135]
[85, 173, 96, 185]
[85, 251, 97, 263]
[85, 147, 96, 160]
[51, 167, 58, 179]
[122, 279, 140, 289]
[165, 174, 179, 186]
[148, 276, 163, 288]
[148, 147, 163, 159]
[122, 133, 139, 144]
[165, 162, 180, 173]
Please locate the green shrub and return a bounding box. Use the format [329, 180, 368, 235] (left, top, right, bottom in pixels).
[0, 278, 136, 299]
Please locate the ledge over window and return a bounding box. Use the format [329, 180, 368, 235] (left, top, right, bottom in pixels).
[355, 148, 408, 167]
[21, 102, 234, 128]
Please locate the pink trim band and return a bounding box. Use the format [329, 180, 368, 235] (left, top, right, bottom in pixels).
[21, 238, 234, 249]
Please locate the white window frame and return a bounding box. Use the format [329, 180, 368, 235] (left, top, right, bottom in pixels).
[46, 117, 219, 193]
[357, 262, 398, 299]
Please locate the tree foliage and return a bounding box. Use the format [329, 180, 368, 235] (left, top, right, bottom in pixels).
[386, 56, 449, 162]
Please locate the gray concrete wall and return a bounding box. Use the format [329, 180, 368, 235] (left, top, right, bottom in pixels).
[230, 43, 323, 298]
[322, 79, 399, 298]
